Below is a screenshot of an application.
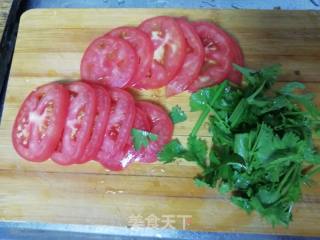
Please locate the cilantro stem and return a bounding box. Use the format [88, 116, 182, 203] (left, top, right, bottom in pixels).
[305, 166, 320, 178]
[229, 98, 247, 128]
[278, 164, 296, 194]
[249, 123, 265, 161]
[208, 104, 224, 123]
[280, 165, 300, 196]
[247, 80, 266, 103]
[190, 83, 226, 137]
[266, 155, 300, 168]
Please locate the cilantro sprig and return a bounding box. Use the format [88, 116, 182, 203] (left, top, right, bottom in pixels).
[170, 105, 187, 124]
[131, 128, 158, 151]
[158, 64, 320, 226]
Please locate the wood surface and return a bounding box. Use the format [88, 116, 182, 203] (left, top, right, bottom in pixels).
[0, 9, 320, 236]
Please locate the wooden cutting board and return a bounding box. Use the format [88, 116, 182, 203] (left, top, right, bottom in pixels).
[1, 9, 320, 236]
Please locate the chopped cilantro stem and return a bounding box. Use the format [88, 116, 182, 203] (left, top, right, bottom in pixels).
[278, 164, 296, 194]
[190, 83, 226, 137]
[207, 104, 224, 123]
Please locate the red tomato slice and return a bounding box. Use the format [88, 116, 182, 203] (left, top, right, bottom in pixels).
[107, 106, 152, 171]
[135, 101, 173, 163]
[188, 22, 235, 92]
[166, 18, 205, 97]
[51, 82, 97, 165]
[12, 83, 69, 162]
[133, 106, 152, 131]
[138, 16, 186, 89]
[80, 36, 138, 88]
[107, 27, 153, 87]
[96, 88, 135, 171]
[77, 85, 111, 163]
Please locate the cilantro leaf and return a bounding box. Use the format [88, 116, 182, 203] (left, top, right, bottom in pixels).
[190, 81, 228, 112]
[232, 64, 256, 85]
[259, 64, 282, 88]
[257, 187, 281, 205]
[131, 128, 158, 151]
[189, 87, 215, 112]
[158, 139, 185, 163]
[187, 136, 208, 168]
[258, 96, 290, 115]
[219, 182, 232, 194]
[169, 105, 187, 124]
[233, 130, 256, 160]
[234, 64, 281, 96]
[194, 177, 211, 188]
[231, 196, 253, 213]
[278, 82, 320, 118]
[190, 81, 228, 136]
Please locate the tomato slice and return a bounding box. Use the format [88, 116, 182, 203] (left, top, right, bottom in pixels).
[135, 101, 173, 163]
[132, 106, 152, 131]
[12, 83, 69, 162]
[166, 18, 205, 97]
[138, 16, 186, 89]
[111, 106, 152, 170]
[77, 85, 111, 163]
[107, 27, 153, 87]
[80, 36, 138, 88]
[188, 22, 235, 92]
[51, 82, 97, 165]
[96, 88, 135, 171]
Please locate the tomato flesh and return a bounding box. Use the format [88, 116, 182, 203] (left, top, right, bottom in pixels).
[51, 82, 96, 165]
[135, 101, 173, 163]
[112, 106, 153, 170]
[188, 22, 235, 92]
[96, 88, 135, 171]
[166, 18, 205, 97]
[138, 16, 186, 89]
[78, 85, 111, 163]
[81, 36, 138, 88]
[107, 27, 153, 87]
[12, 83, 69, 162]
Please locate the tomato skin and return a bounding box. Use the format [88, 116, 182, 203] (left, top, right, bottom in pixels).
[80, 35, 138, 88]
[77, 85, 111, 163]
[166, 18, 205, 97]
[135, 101, 173, 163]
[107, 27, 153, 87]
[96, 88, 135, 171]
[188, 22, 235, 92]
[12, 83, 69, 162]
[51, 82, 97, 165]
[138, 16, 186, 89]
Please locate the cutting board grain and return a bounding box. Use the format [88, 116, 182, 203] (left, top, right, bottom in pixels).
[1, 9, 320, 236]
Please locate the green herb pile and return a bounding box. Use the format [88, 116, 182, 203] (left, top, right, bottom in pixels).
[159, 64, 320, 226]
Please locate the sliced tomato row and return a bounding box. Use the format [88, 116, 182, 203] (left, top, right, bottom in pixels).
[12, 81, 173, 171]
[80, 16, 244, 96]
